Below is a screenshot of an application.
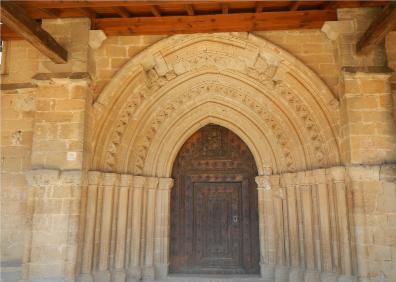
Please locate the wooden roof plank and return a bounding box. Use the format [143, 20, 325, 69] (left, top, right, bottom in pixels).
[0, 1, 67, 63]
[356, 2, 396, 55]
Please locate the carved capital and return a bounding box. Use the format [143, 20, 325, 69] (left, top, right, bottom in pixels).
[255, 176, 271, 191]
[280, 173, 297, 187]
[133, 176, 146, 189]
[312, 169, 326, 184]
[297, 171, 313, 186]
[87, 171, 102, 185]
[102, 172, 118, 186]
[146, 177, 159, 190]
[158, 178, 174, 190]
[120, 174, 133, 187]
[269, 175, 280, 188]
[328, 166, 346, 183]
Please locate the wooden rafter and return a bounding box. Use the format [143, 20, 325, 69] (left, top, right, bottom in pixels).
[150, 5, 161, 17]
[290, 1, 301, 11]
[114, 7, 130, 18]
[356, 2, 396, 55]
[255, 4, 264, 13]
[222, 3, 229, 14]
[95, 10, 337, 35]
[0, 1, 67, 63]
[185, 4, 195, 16]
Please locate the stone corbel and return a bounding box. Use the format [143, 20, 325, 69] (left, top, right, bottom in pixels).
[321, 20, 355, 41]
[88, 30, 107, 50]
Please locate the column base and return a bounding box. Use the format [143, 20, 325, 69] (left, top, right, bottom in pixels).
[275, 265, 289, 282]
[260, 263, 275, 282]
[94, 270, 111, 282]
[305, 270, 320, 282]
[155, 263, 169, 279]
[78, 273, 94, 282]
[127, 266, 141, 282]
[112, 269, 126, 282]
[321, 272, 338, 282]
[338, 274, 357, 282]
[289, 267, 304, 282]
[142, 266, 155, 281]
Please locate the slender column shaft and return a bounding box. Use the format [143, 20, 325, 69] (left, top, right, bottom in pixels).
[79, 172, 101, 281]
[96, 173, 118, 282]
[154, 178, 174, 279]
[314, 169, 333, 274]
[142, 177, 159, 280]
[127, 176, 146, 281]
[330, 167, 353, 277]
[256, 172, 276, 281]
[282, 173, 303, 282]
[271, 175, 289, 282]
[112, 175, 132, 282]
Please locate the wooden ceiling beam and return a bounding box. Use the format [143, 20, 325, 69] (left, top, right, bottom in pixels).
[95, 10, 337, 36]
[0, 1, 67, 63]
[185, 4, 195, 16]
[356, 2, 396, 55]
[150, 5, 162, 17]
[114, 7, 130, 18]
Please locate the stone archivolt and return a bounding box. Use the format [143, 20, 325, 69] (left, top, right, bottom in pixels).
[91, 33, 340, 176]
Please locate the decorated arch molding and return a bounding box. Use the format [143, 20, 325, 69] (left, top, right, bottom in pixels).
[91, 33, 341, 176]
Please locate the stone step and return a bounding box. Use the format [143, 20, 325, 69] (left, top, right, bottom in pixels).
[162, 274, 263, 282]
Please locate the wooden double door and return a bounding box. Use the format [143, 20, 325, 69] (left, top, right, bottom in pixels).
[170, 125, 260, 274]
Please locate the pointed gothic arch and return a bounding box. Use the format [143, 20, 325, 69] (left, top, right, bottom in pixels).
[91, 33, 341, 176]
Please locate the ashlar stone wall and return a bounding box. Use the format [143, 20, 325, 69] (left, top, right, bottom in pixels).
[1, 7, 396, 282]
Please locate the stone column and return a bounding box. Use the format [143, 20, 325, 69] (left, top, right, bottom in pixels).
[329, 167, 354, 282]
[142, 177, 159, 281]
[95, 173, 118, 282]
[127, 176, 146, 282]
[313, 169, 334, 281]
[270, 175, 289, 282]
[298, 172, 319, 282]
[282, 173, 303, 282]
[112, 174, 133, 282]
[255, 168, 275, 282]
[154, 178, 174, 279]
[79, 171, 102, 282]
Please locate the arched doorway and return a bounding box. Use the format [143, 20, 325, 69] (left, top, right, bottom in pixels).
[170, 124, 260, 275]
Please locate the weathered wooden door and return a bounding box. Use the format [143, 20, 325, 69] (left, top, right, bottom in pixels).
[170, 124, 260, 274]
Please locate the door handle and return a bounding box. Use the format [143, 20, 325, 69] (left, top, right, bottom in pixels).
[232, 216, 238, 223]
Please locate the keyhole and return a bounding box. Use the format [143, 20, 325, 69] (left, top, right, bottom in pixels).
[233, 216, 238, 223]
